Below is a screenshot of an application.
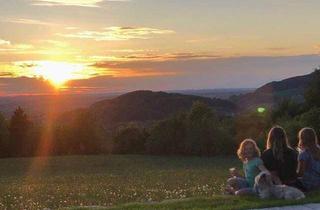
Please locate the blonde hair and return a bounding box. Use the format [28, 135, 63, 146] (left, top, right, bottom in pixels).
[237, 139, 261, 161]
[298, 127, 320, 160]
[266, 126, 290, 162]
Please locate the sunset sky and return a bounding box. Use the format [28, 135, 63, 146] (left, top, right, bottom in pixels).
[0, 0, 320, 95]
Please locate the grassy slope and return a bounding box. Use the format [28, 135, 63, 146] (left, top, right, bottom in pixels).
[0, 155, 319, 210]
[0, 155, 238, 209]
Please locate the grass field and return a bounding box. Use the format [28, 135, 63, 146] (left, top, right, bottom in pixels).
[0, 155, 319, 210]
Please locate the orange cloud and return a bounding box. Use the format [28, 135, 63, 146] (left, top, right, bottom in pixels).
[92, 52, 221, 66]
[0, 72, 13, 77]
[106, 68, 177, 78]
[32, 0, 130, 7]
[58, 26, 175, 41]
[6, 18, 58, 26]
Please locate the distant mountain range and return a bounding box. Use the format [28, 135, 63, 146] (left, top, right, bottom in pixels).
[0, 89, 248, 119]
[0, 71, 316, 121]
[170, 88, 254, 99]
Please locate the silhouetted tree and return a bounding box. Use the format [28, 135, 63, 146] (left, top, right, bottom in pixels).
[113, 124, 148, 154]
[8, 107, 32, 156]
[271, 99, 304, 122]
[235, 111, 272, 149]
[146, 112, 187, 155]
[305, 68, 320, 108]
[53, 110, 105, 155]
[0, 113, 9, 157]
[146, 102, 235, 156]
[184, 102, 218, 155]
[299, 108, 320, 136]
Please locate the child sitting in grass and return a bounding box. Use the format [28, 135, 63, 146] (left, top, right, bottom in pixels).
[297, 127, 320, 191]
[225, 139, 270, 196]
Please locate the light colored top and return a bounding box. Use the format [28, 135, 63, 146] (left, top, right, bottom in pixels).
[299, 149, 320, 190]
[243, 157, 263, 187]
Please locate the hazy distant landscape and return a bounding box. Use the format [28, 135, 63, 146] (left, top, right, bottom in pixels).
[171, 88, 254, 99]
[0, 71, 313, 120]
[0, 93, 118, 119]
[0, 88, 253, 120]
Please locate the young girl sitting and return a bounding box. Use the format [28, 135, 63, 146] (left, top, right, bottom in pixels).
[297, 127, 320, 191]
[226, 139, 270, 196]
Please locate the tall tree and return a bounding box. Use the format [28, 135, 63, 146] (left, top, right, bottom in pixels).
[8, 107, 32, 156]
[0, 112, 9, 157]
[53, 110, 105, 155]
[113, 123, 148, 154]
[146, 112, 187, 155]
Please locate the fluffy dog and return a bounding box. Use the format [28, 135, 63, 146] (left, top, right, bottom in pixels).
[254, 172, 305, 200]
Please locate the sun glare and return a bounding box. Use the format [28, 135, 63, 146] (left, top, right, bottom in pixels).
[33, 61, 84, 88]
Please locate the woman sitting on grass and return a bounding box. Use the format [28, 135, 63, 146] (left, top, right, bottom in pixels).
[297, 127, 320, 191]
[261, 126, 298, 187]
[226, 139, 269, 196]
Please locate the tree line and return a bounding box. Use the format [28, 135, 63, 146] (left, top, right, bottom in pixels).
[0, 101, 234, 157]
[0, 69, 319, 158]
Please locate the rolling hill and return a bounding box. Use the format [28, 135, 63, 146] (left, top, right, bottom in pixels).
[87, 90, 236, 128]
[234, 71, 315, 110]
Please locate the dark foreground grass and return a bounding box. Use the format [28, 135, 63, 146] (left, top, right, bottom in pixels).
[0, 155, 319, 210]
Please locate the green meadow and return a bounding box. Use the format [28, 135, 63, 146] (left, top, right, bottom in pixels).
[0, 155, 319, 210]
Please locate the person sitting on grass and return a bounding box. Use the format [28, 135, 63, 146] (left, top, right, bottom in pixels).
[226, 139, 270, 196]
[261, 126, 298, 187]
[297, 127, 320, 191]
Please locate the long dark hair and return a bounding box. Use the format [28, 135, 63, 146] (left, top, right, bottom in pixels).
[266, 126, 291, 162]
[298, 127, 320, 160]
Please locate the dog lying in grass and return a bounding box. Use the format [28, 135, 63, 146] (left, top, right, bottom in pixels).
[254, 172, 305, 200]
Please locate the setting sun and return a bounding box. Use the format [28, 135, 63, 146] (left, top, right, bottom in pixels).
[33, 61, 84, 88]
